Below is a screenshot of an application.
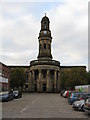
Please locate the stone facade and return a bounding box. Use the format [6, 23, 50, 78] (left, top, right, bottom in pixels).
[29, 63, 60, 92]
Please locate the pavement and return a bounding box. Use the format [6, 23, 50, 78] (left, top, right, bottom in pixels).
[2, 93, 89, 118]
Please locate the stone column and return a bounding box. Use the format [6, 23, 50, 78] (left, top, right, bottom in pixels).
[46, 70, 50, 92]
[41, 83, 43, 93]
[37, 70, 42, 92]
[57, 71, 60, 92]
[54, 70, 57, 92]
[32, 70, 35, 92]
[28, 71, 32, 92]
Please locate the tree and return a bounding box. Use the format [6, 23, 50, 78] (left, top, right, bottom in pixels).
[60, 67, 88, 90]
[10, 68, 26, 91]
[87, 71, 90, 84]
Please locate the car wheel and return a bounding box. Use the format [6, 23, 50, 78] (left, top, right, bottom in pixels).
[20, 95, 22, 98]
[7, 98, 10, 102]
[87, 111, 90, 115]
[81, 105, 84, 111]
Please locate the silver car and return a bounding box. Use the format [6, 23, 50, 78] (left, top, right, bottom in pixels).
[84, 98, 90, 115]
[72, 100, 85, 111]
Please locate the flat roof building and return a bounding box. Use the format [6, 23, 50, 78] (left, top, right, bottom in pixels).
[0, 62, 10, 92]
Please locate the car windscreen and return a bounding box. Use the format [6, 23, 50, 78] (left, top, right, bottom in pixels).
[0, 94, 2, 96]
[13, 92, 18, 93]
[88, 98, 90, 102]
[13, 91, 18, 94]
[2, 93, 8, 96]
[73, 94, 79, 97]
[73, 93, 83, 97]
[87, 94, 90, 96]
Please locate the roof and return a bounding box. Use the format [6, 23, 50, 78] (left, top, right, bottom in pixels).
[41, 15, 50, 23]
[0, 62, 7, 67]
[7, 66, 29, 68]
[61, 66, 86, 68]
[0, 62, 86, 69]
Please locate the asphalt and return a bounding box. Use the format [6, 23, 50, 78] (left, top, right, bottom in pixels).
[2, 93, 89, 118]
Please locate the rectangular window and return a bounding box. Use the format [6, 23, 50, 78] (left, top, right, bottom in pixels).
[40, 44, 41, 49]
[5, 71, 7, 77]
[44, 43, 46, 49]
[3, 70, 4, 76]
[0, 69, 1, 76]
[48, 44, 50, 49]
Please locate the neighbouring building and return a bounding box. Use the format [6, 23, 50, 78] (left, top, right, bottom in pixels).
[0, 62, 10, 92]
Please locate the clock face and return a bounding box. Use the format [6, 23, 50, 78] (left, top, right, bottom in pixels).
[43, 31, 47, 34]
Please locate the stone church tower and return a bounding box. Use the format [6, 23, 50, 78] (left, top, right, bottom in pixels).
[29, 15, 60, 92]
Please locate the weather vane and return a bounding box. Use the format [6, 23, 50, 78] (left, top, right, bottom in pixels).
[45, 13, 46, 16]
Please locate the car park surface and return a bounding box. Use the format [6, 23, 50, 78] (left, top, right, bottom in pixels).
[2, 93, 89, 118]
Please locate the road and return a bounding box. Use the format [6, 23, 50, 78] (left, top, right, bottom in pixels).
[2, 93, 89, 118]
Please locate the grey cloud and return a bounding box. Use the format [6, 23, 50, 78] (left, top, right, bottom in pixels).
[1, 1, 88, 68]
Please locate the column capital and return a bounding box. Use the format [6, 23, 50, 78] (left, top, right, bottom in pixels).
[39, 69, 42, 73]
[55, 70, 57, 73]
[32, 70, 34, 73]
[30, 71, 32, 74]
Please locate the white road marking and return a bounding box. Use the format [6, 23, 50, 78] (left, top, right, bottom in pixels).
[21, 105, 30, 113]
[20, 96, 40, 113]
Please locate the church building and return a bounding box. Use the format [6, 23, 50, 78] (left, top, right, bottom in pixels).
[29, 15, 60, 92]
[2, 15, 86, 93]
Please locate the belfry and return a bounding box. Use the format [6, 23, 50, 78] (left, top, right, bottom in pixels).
[37, 14, 52, 60]
[29, 15, 60, 92]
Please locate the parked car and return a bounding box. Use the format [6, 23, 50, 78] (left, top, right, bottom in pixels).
[66, 91, 71, 98]
[62, 91, 67, 97]
[13, 90, 22, 99]
[84, 98, 90, 115]
[68, 92, 85, 104]
[72, 94, 90, 111]
[60, 90, 65, 96]
[0, 92, 13, 102]
[72, 100, 85, 111]
[62, 90, 71, 98]
[77, 93, 90, 101]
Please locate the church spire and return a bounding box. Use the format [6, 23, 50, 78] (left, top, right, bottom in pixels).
[45, 13, 46, 16]
[37, 15, 52, 60]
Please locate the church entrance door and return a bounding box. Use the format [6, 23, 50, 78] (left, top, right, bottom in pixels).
[34, 84, 37, 92]
[43, 84, 46, 92]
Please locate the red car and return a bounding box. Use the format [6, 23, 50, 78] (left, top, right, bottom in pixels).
[66, 91, 71, 98]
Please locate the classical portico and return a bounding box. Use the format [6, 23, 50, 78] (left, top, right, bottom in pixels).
[29, 15, 60, 92]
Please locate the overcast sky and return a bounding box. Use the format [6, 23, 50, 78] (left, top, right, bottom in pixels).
[0, 0, 89, 70]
